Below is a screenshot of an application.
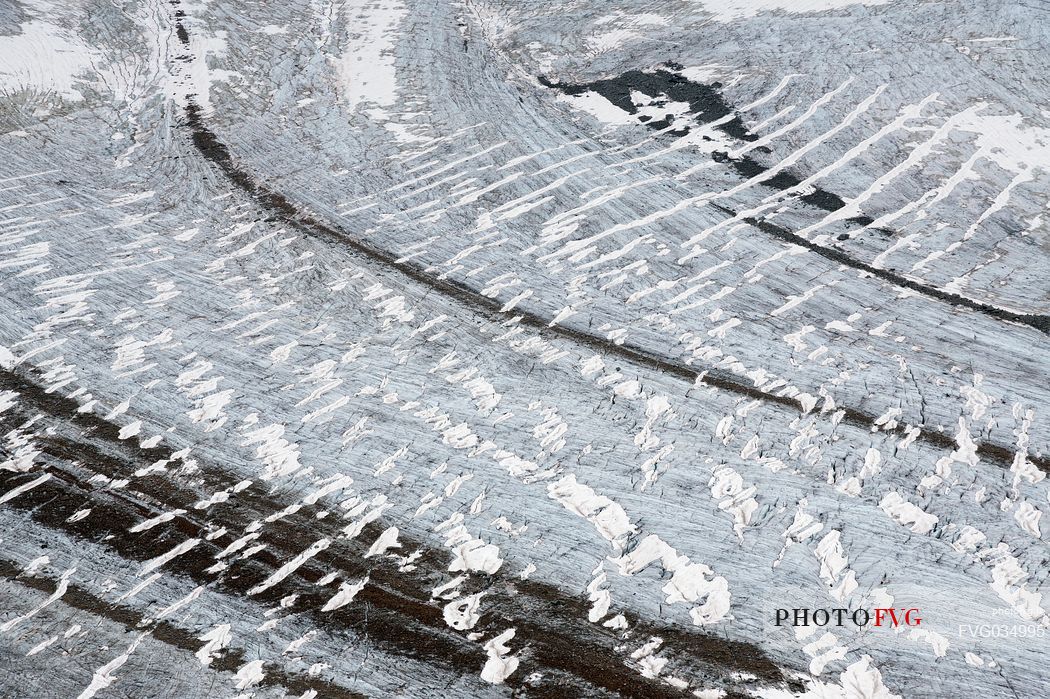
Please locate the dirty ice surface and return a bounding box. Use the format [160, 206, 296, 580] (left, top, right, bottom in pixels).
[1, 0, 1048, 698]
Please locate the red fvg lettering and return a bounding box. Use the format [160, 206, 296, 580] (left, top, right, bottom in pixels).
[873, 608, 922, 627]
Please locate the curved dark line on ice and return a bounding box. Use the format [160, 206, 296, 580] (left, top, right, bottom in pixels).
[0, 367, 787, 697]
[540, 72, 1049, 334]
[180, 102, 1047, 476]
[719, 204, 1050, 335]
[0, 559, 365, 699]
[168, 0, 1045, 474]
